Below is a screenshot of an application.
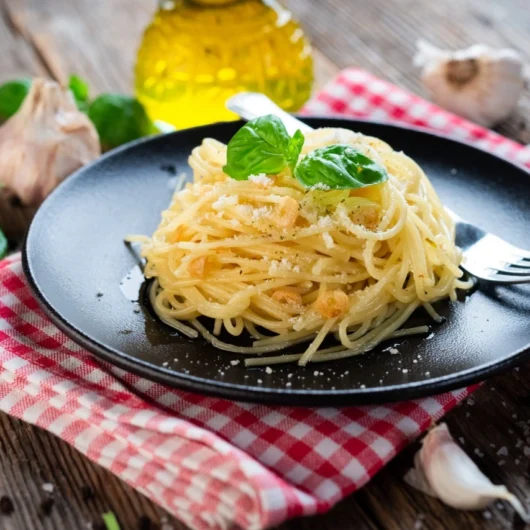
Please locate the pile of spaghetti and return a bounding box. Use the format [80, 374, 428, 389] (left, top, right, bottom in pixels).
[137, 127, 471, 366]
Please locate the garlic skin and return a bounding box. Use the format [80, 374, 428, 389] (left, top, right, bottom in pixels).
[0, 78, 100, 206]
[414, 40, 525, 127]
[405, 423, 529, 521]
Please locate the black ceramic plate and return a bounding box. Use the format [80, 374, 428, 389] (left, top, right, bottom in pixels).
[23, 118, 530, 406]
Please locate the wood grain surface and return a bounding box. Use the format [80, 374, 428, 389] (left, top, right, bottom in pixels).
[0, 0, 529, 529]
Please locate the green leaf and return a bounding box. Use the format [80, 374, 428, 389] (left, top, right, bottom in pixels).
[223, 115, 305, 180]
[88, 94, 153, 149]
[287, 129, 304, 171]
[68, 75, 89, 110]
[294, 144, 388, 190]
[0, 79, 32, 120]
[0, 229, 8, 260]
[102, 512, 121, 530]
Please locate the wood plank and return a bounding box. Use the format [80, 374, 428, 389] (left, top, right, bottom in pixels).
[0, 414, 184, 530]
[3, 0, 157, 92]
[0, 3, 49, 79]
[312, 49, 340, 93]
[358, 364, 530, 530]
[288, 0, 530, 143]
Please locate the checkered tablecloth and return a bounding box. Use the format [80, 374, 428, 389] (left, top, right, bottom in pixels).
[1, 68, 528, 530]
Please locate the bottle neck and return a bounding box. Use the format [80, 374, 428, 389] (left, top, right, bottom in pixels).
[157, 0, 291, 27]
[159, 0, 241, 7]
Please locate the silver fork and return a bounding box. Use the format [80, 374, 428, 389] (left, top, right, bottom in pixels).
[446, 209, 530, 284]
[227, 92, 530, 284]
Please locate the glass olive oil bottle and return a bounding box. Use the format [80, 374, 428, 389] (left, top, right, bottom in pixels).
[135, 0, 313, 129]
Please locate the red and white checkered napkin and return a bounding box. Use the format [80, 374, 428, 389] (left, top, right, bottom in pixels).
[1, 69, 528, 530]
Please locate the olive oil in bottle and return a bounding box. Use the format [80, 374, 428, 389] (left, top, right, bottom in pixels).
[135, 0, 313, 129]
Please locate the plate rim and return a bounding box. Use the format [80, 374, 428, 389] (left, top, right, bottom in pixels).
[22, 117, 530, 406]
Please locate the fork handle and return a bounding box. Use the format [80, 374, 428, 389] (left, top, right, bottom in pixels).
[226, 92, 314, 136]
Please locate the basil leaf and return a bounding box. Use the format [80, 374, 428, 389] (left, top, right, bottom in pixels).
[88, 94, 153, 149]
[0, 79, 32, 121]
[223, 115, 305, 180]
[287, 129, 304, 171]
[68, 75, 89, 110]
[294, 144, 388, 190]
[0, 228, 8, 260]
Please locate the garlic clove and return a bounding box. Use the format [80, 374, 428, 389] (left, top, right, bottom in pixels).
[404, 451, 437, 497]
[405, 423, 530, 521]
[0, 77, 100, 206]
[414, 40, 525, 128]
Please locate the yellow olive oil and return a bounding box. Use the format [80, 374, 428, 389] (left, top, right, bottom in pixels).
[135, 0, 313, 129]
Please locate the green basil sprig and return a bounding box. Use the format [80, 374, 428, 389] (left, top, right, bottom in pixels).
[223, 115, 304, 180]
[0, 79, 32, 120]
[294, 144, 388, 189]
[223, 115, 388, 190]
[68, 75, 90, 111]
[87, 94, 154, 150]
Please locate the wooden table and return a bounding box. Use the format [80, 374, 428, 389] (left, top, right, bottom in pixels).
[1, 0, 529, 528]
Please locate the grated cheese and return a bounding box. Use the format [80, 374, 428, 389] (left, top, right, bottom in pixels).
[268, 261, 280, 274]
[268, 258, 295, 274]
[212, 194, 238, 210]
[236, 204, 252, 217]
[280, 258, 292, 269]
[251, 206, 272, 221]
[317, 215, 333, 228]
[322, 232, 334, 249]
[309, 183, 331, 191]
[248, 173, 273, 187]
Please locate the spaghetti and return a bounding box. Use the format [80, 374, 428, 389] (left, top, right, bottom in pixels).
[137, 127, 472, 366]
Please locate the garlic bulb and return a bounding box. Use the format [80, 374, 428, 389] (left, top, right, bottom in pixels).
[405, 423, 529, 521]
[414, 40, 525, 127]
[0, 78, 100, 206]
